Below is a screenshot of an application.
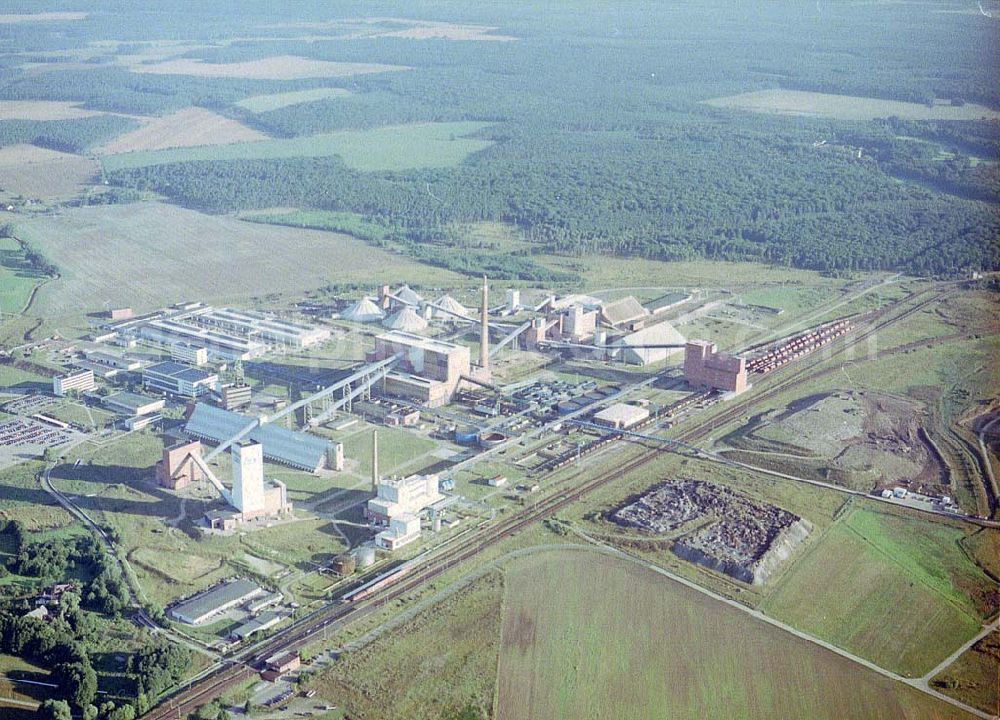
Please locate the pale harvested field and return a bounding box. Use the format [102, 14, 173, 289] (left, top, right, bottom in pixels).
[263, 17, 517, 41]
[20, 61, 101, 74]
[0, 145, 98, 200]
[0, 12, 86, 23]
[16, 202, 460, 315]
[0, 100, 102, 121]
[703, 89, 1000, 121]
[94, 107, 268, 154]
[129, 55, 408, 80]
[367, 18, 517, 41]
[235, 87, 351, 113]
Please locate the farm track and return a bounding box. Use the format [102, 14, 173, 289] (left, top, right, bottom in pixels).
[145, 284, 988, 719]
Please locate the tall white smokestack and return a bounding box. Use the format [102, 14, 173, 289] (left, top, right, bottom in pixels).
[480, 275, 489, 371]
[371, 429, 379, 494]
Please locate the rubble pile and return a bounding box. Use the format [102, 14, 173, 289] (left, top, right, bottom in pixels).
[613, 479, 811, 585]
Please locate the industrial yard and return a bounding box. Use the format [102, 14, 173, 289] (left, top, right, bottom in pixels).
[1, 232, 998, 719]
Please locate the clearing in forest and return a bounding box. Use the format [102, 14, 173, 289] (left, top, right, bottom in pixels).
[93, 106, 268, 154]
[128, 55, 408, 80]
[0, 144, 99, 201]
[497, 548, 974, 720]
[703, 89, 1000, 121]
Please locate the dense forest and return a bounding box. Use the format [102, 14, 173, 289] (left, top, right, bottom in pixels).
[110, 117, 999, 274]
[0, 115, 138, 153]
[2, 0, 998, 276]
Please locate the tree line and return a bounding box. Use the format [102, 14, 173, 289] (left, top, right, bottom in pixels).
[0, 521, 189, 720]
[108, 116, 999, 276]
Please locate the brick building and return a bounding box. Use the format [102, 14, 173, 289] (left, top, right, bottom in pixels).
[683, 340, 748, 394]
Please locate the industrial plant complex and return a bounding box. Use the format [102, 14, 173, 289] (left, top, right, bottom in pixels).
[17, 280, 886, 559]
[3, 262, 984, 720]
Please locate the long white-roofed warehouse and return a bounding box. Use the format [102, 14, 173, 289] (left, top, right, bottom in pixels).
[169, 578, 263, 625]
[185, 402, 338, 473]
[189, 307, 330, 349]
[139, 319, 266, 361]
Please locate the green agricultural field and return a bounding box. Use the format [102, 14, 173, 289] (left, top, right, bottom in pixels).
[44, 400, 116, 430]
[762, 508, 995, 677]
[537, 255, 849, 294]
[130, 545, 224, 586]
[0, 237, 46, 315]
[265, 465, 346, 503]
[16, 201, 461, 319]
[738, 284, 845, 318]
[235, 87, 351, 112]
[846, 337, 995, 396]
[49, 430, 163, 495]
[702, 89, 1000, 122]
[340, 425, 438, 479]
[315, 572, 503, 720]
[496, 548, 973, 720]
[99, 121, 493, 172]
[0, 652, 51, 706]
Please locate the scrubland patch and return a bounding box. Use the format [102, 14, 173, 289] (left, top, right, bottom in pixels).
[315, 572, 503, 720]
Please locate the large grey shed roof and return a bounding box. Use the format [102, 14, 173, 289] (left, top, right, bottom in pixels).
[185, 403, 332, 471]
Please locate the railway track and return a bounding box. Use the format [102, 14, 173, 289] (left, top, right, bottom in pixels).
[144, 286, 960, 718]
[142, 429, 669, 719]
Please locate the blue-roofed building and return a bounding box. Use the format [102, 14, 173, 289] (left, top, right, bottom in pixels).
[144, 361, 218, 398]
[185, 403, 334, 473]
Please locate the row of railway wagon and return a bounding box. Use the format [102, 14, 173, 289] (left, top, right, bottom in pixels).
[745, 319, 851, 375]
